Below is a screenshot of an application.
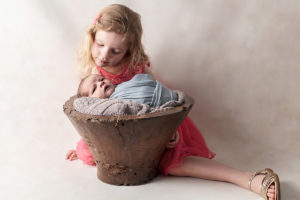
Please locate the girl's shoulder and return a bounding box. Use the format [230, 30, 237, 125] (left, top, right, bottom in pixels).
[132, 62, 150, 73]
[122, 61, 151, 81]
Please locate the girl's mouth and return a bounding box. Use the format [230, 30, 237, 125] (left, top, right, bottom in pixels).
[100, 60, 109, 65]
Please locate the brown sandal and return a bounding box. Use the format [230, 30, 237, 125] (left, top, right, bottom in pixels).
[248, 168, 280, 200]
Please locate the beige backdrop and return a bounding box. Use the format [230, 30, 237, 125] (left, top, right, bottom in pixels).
[0, 0, 299, 199]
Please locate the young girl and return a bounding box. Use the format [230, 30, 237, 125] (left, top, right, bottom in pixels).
[66, 4, 280, 200]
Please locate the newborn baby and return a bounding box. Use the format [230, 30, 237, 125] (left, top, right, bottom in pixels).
[77, 73, 178, 107]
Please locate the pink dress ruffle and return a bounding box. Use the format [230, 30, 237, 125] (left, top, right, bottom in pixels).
[97, 62, 148, 85]
[75, 63, 215, 174]
[158, 117, 215, 175]
[76, 139, 95, 166]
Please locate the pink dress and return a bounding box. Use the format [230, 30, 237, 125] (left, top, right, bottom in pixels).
[75, 63, 215, 175]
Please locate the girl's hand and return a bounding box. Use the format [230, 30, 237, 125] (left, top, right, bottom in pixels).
[65, 149, 78, 161]
[166, 131, 180, 149]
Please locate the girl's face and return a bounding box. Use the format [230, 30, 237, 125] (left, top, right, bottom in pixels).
[91, 30, 128, 67]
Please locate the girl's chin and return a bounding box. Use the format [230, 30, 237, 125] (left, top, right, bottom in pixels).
[99, 63, 109, 67]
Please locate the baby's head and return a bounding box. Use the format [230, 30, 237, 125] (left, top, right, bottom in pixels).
[77, 74, 116, 98]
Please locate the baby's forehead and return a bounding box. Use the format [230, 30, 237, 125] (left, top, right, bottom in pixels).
[81, 74, 102, 88]
[88, 74, 103, 80]
[84, 74, 102, 83]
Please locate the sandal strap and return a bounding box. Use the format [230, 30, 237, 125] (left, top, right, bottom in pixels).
[248, 168, 278, 200]
[261, 173, 276, 199]
[248, 169, 267, 191]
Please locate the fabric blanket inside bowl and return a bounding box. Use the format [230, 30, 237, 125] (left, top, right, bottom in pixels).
[73, 90, 185, 116]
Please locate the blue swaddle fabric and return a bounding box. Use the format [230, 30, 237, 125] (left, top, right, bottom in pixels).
[151, 80, 177, 107]
[109, 74, 177, 107]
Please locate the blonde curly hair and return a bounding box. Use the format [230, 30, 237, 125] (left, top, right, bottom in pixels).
[77, 4, 149, 78]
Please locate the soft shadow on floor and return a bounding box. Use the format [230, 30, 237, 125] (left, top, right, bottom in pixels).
[280, 181, 299, 200]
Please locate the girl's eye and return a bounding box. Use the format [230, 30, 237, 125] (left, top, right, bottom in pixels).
[97, 43, 104, 47]
[112, 50, 121, 54]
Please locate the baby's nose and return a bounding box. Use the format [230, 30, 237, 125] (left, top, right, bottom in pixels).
[98, 81, 105, 87]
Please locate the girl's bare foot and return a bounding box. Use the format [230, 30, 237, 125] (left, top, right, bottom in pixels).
[65, 149, 78, 161]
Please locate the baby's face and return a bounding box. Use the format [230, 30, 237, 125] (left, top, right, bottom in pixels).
[80, 74, 116, 98]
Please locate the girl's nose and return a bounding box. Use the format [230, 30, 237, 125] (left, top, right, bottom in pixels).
[102, 48, 110, 60]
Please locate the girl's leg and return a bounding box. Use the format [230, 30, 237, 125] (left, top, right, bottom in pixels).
[168, 156, 276, 200]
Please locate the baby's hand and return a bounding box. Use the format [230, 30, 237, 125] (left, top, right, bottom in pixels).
[65, 149, 78, 161]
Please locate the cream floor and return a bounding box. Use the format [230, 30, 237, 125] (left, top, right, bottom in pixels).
[1, 134, 299, 200]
